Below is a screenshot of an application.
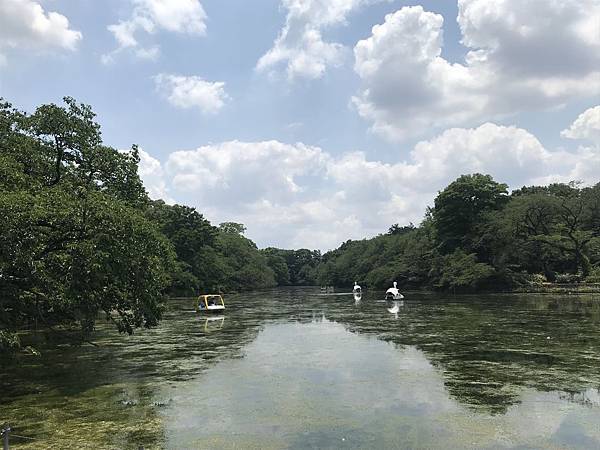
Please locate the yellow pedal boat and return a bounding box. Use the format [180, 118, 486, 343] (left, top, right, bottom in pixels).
[197, 294, 225, 313]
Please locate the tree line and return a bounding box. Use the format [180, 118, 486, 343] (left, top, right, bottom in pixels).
[317, 174, 600, 291]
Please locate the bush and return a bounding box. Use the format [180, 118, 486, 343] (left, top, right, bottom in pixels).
[435, 250, 496, 292]
[585, 267, 600, 283]
[527, 273, 547, 284]
[555, 273, 583, 284]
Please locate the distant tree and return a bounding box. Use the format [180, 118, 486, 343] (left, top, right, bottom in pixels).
[219, 222, 247, 235]
[483, 183, 599, 279]
[216, 229, 276, 291]
[388, 223, 416, 235]
[264, 253, 290, 285]
[539, 187, 593, 277]
[260, 248, 321, 285]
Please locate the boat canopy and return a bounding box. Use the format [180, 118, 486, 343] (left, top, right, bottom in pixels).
[198, 294, 225, 309]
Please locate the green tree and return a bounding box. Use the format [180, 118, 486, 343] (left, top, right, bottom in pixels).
[0, 98, 174, 352]
[388, 223, 415, 235]
[216, 229, 276, 291]
[497, 184, 596, 278]
[431, 250, 495, 292]
[261, 249, 291, 285]
[433, 174, 509, 254]
[146, 201, 222, 294]
[219, 222, 247, 235]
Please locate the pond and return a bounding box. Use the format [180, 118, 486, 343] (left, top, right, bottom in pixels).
[2, 288, 600, 449]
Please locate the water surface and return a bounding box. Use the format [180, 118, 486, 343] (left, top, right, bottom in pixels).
[2, 288, 600, 449]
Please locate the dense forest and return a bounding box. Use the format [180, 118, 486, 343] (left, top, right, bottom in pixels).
[2, 97, 599, 353]
[318, 175, 600, 291]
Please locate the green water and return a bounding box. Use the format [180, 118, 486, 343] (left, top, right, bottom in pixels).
[2, 288, 600, 449]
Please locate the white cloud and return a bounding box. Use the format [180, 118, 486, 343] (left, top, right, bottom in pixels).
[556, 105, 600, 184]
[257, 0, 382, 80]
[561, 106, 600, 144]
[135, 46, 160, 61]
[0, 0, 81, 63]
[353, 2, 600, 140]
[154, 74, 229, 114]
[138, 148, 174, 203]
[407, 124, 560, 187]
[104, 0, 206, 62]
[165, 140, 329, 202]
[137, 117, 600, 249]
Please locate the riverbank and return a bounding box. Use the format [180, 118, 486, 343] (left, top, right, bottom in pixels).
[514, 282, 600, 294]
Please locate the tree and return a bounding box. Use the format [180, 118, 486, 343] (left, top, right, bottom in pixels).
[499, 184, 595, 277]
[0, 98, 174, 352]
[388, 222, 416, 235]
[216, 228, 276, 291]
[264, 254, 290, 285]
[433, 174, 509, 254]
[146, 201, 222, 294]
[219, 222, 247, 235]
[433, 250, 495, 292]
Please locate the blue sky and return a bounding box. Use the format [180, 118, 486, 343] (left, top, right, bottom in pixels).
[1, 0, 599, 249]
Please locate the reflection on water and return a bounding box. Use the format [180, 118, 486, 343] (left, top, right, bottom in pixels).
[203, 316, 226, 332]
[2, 288, 600, 449]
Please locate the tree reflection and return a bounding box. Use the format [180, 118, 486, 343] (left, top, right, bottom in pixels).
[328, 292, 600, 414]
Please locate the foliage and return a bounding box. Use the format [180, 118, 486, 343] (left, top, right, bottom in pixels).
[219, 222, 247, 235]
[261, 248, 321, 285]
[146, 201, 222, 295]
[433, 173, 508, 254]
[433, 250, 495, 292]
[585, 266, 600, 283]
[388, 223, 415, 235]
[320, 174, 600, 292]
[0, 98, 175, 353]
[216, 230, 276, 291]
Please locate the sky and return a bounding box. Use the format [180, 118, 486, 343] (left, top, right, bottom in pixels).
[0, 0, 599, 250]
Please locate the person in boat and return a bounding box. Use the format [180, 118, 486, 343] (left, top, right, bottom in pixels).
[353, 282, 362, 294]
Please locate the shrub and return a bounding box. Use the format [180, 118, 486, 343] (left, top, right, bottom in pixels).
[555, 273, 583, 284]
[585, 267, 600, 283]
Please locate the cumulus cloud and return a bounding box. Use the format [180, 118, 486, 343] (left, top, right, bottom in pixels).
[0, 0, 81, 63]
[257, 0, 382, 80]
[154, 74, 229, 114]
[353, 1, 600, 140]
[138, 148, 174, 203]
[561, 106, 600, 144]
[555, 105, 600, 184]
[104, 0, 206, 62]
[136, 116, 600, 249]
[166, 140, 329, 202]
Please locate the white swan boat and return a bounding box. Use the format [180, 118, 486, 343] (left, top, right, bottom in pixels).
[385, 282, 404, 300]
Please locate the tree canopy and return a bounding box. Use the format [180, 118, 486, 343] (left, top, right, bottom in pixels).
[319, 175, 600, 292]
[0, 98, 175, 352]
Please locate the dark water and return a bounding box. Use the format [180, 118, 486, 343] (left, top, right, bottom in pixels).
[2, 288, 600, 449]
